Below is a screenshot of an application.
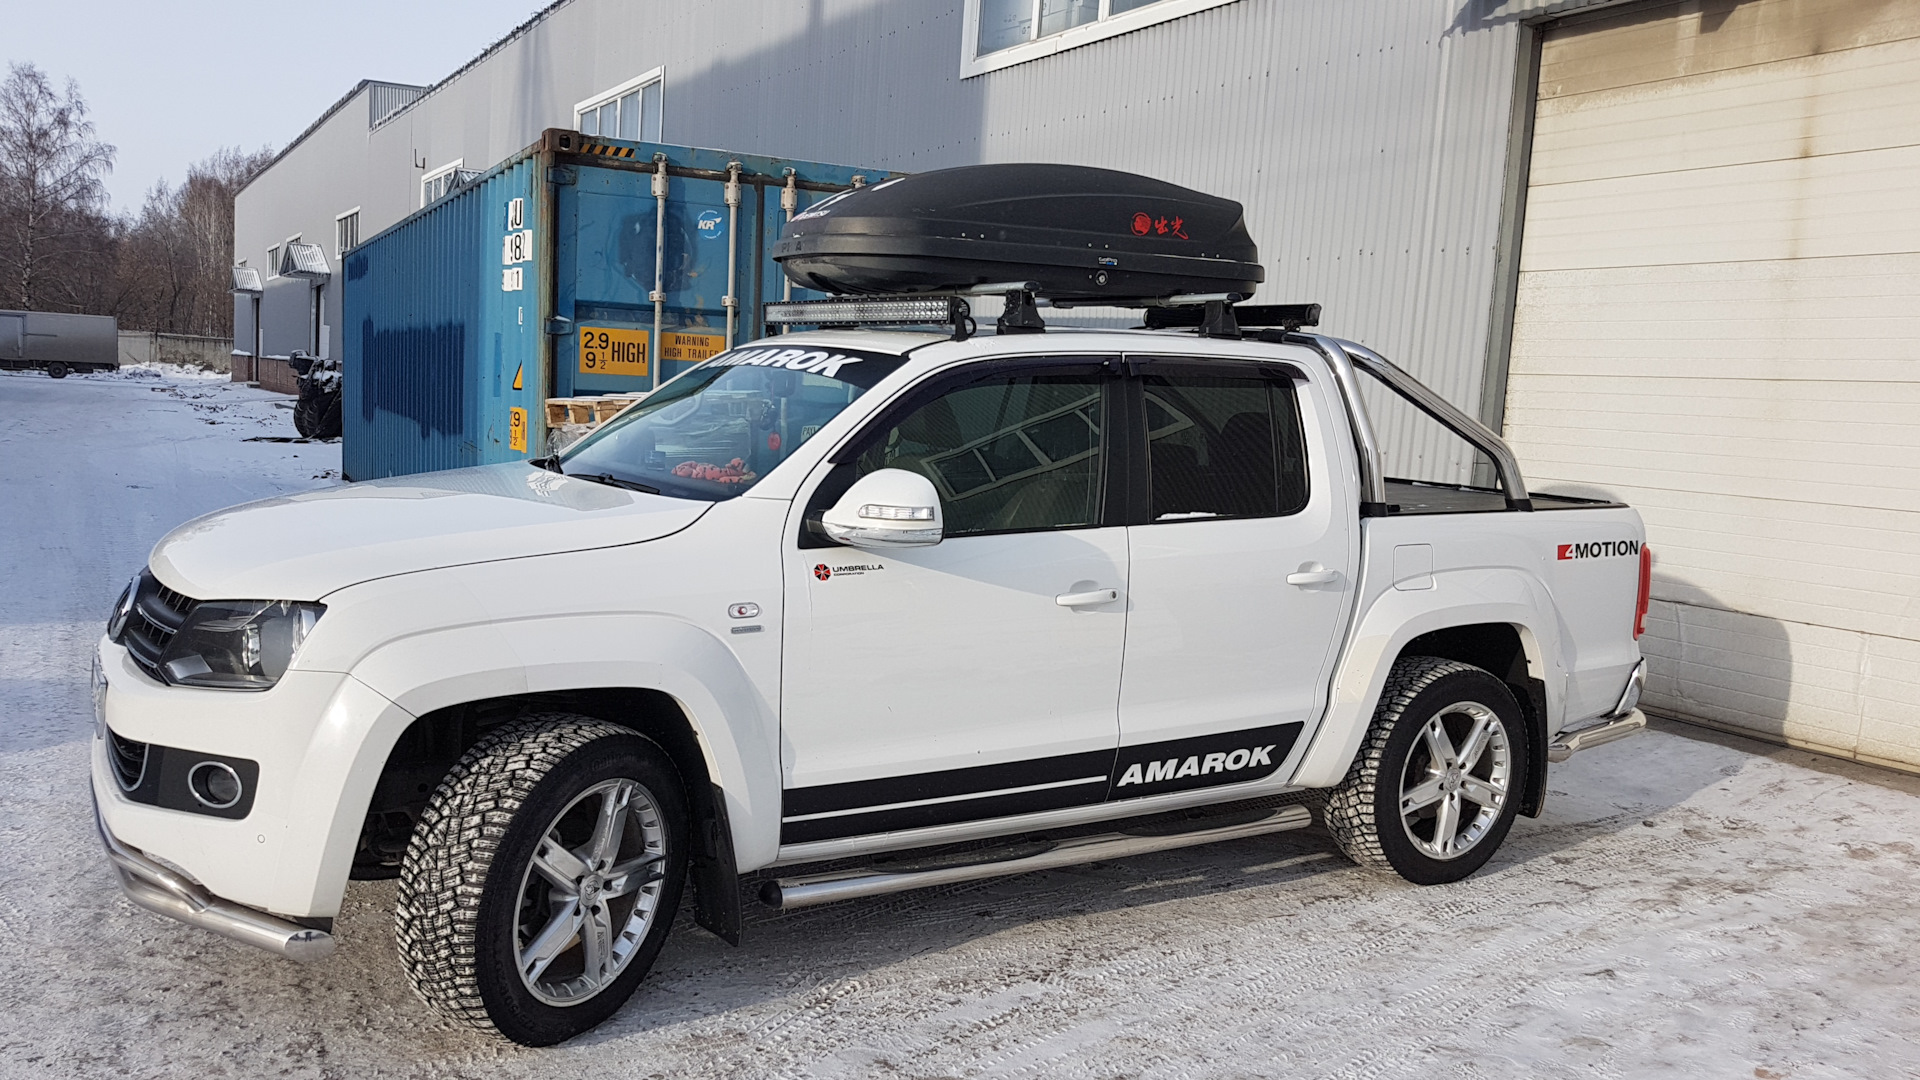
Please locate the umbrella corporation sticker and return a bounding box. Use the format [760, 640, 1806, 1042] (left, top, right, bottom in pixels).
[813, 563, 886, 580]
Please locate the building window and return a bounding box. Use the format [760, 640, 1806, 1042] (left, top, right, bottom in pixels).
[335, 208, 360, 258]
[575, 69, 664, 143]
[963, 0, 1240, 76]
[268, 235, 300, 278]
[421, 160, 466, 207]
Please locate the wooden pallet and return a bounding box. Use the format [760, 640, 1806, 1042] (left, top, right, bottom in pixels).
[544, 394, 646, 428]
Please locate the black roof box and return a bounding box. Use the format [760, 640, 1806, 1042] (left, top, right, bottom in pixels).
[773, 164, 1263, 304]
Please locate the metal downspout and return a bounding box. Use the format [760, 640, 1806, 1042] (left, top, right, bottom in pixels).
[781, 169, 797, 303]
[723, 162, 742, 350]
[650, 152, 668, 391]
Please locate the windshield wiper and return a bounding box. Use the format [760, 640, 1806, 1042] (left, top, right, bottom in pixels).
[563, 471, 661, 495]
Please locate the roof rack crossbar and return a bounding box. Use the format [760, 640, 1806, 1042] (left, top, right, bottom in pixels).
[1145, 302, 1321, 332]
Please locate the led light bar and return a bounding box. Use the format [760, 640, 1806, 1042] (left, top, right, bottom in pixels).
[764, 296, 970, 328]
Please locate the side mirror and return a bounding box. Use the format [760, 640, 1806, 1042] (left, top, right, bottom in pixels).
[821, 468, 944, 549]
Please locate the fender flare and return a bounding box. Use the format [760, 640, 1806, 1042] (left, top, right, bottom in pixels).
[1288, 566, 1561, 789]
[289, 613, 782, 918]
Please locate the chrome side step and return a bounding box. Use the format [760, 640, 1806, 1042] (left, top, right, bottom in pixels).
[94, 797, 335, 962]
[761, 804, 1313, 910]
[1547, 708, 1647, 763]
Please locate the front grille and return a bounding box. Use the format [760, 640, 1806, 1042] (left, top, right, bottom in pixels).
[107, 730, 149, 791]
[123, 569, 198, 680]
[155, 583, 194, 617]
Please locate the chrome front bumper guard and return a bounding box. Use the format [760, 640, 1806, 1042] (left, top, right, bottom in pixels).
[94, 796, 334, 962]
[1547, 659, 1648, 763]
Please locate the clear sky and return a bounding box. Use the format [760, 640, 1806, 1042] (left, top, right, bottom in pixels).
[6, 0, 549, 212]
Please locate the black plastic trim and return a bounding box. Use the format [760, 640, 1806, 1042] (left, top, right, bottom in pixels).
[105, 731, 259, 820]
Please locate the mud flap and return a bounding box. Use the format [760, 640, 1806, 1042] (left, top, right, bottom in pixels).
[690, 783, 742, 945]
[1513, 678, 1550, 818]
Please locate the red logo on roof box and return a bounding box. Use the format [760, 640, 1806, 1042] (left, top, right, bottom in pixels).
[1558, 540, 1641, 560]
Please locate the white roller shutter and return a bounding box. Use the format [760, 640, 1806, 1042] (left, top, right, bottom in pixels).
[1503, 0, 1920, 770]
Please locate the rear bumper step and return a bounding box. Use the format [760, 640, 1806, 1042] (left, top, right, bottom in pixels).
[761, 804, 1313, 910]
[94, 796, 335, 961]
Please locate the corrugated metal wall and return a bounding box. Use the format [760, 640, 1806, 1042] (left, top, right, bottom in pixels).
[267, 0, 1609, 480]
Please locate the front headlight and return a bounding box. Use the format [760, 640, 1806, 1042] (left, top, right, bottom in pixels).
[157, 600, 325, 690]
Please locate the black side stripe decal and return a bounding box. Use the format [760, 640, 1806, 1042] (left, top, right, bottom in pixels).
[782, 748, 1116, 818]
[779, 723, 1305, 846]
[780, 783, 1105, 845]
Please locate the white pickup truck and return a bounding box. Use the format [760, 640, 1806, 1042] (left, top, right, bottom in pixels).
[92, 316, 1649, 1045]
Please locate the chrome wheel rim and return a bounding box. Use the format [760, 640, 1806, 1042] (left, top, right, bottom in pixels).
[514, 778, 668, 1007]
[1398, 701, 1512, 861]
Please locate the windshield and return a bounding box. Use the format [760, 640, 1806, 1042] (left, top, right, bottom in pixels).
[559, 344, 907, 500]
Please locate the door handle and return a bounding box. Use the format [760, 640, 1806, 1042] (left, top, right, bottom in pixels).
[1056, 588, 1121, 608]
[1286, 568, 1340, 587]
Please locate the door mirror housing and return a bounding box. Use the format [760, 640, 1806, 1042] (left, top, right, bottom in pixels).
[822, 469, 944, 549]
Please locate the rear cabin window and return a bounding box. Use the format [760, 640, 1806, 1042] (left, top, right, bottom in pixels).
[1141, 372, 1308, 521]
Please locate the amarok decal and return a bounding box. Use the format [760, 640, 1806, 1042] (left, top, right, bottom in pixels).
[704, 346, 864, 379]
[1557, 539, 1641, 560]
[1108, 722, 1304, 799]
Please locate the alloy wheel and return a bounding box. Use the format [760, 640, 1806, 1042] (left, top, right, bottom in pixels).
[513, 778, 668, 1006]
[1397, 701, 1512, 861]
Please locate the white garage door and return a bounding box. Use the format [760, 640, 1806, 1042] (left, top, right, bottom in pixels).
[1502, 0, 1920, 770]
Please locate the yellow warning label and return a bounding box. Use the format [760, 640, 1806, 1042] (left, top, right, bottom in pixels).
[578, 326, 649, 377]
[511, 363, 524, 390]
[509, 406, 528, 453]
[661, 330, 726, 364]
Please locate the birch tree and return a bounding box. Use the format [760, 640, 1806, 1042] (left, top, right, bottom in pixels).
[0, 63, 115, 311]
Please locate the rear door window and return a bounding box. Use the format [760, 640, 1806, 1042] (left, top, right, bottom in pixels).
[1138, 369, 1308, 522]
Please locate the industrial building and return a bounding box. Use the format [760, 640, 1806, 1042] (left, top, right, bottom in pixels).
[233, 0, 1920, 770]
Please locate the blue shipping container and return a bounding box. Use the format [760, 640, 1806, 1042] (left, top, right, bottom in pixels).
[343, 128, 883, 480]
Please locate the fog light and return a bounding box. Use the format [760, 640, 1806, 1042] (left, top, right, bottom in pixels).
[188, 761, 244, 809]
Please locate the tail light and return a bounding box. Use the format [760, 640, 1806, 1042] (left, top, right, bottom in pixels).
[1634, 544, 1653, 639]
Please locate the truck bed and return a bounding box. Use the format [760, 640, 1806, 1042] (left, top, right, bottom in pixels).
[1383, 479, 1622, 515]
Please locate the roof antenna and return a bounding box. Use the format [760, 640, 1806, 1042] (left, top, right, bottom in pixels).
[997, 288, 1046, 335]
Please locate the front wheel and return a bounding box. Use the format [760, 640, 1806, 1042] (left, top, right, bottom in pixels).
[1324, 657, 1529, 885]
[395, 716, 689, 1045]
[46, 362, 68, 379]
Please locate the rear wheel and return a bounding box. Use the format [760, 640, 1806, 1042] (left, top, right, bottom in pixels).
[46, 362, 68, 379]
[395, 716, 688, 1045]
[1324, 657, 1528, 885]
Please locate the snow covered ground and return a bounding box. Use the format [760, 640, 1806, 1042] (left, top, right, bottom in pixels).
[4, 366, 1919, 1079]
